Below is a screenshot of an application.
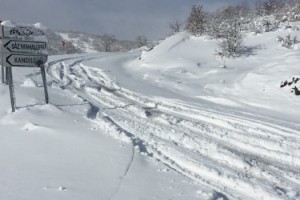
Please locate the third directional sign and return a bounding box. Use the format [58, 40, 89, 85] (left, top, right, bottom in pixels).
[4, 40, 47, 54]
[5, 54, 48, 67]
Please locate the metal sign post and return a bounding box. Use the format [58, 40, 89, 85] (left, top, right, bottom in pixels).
[0, 23, 49, 112]
[1, 67, 4, 83]
[0, 26, 5, 84]
[7, 67, 16, 112]
[41, 66, 49, 104]
[5, 67, 9, 85]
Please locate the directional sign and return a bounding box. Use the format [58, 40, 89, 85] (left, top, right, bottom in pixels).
[3, 40, 47, 53]
[2, 26, 45, 40]
[1, 22, 50, 113]
[5, 54, 48, 67]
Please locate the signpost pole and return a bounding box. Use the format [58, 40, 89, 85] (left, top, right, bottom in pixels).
[5, 67, 9, 85]
[40, 65, 49, 104]
[1, 66, 5, 84]
[0, 25, 3, 84]
[1, 26, 5, 84]
[7, 67, 16, 112]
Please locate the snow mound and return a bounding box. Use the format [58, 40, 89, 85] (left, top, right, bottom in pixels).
[132, 32, 218, 71]
[22, 78, 37, 87]
[0, 20, 16, 27]
[33, 22, 48, 30]
[22, 122, 39, 132]
[1, 20, 48, 31]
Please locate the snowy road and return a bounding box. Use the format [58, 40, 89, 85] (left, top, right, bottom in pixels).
[30, 52, 300, 200]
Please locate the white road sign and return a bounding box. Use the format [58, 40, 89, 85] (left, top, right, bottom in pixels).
[2, 26, 45, 39]
[1, 22, 50, 112]
[5, 54, 48, 67]
[3, 40, 47, 54]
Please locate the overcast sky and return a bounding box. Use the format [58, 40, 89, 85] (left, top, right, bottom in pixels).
[0, 0, 254, 40]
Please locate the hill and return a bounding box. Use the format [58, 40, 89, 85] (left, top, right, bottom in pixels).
[46, 29, 136, 55]
[128, 23, 300, 122]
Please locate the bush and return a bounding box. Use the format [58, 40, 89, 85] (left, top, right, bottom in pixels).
[59, 41, 82, 54]
[135, 35, 148, 48]
[219, 35, 244, 57]
[169, 20, 182, 35]
[217, 18, 244, 57]
[280, 76, 300, 96]
[277, 34, 297, 48]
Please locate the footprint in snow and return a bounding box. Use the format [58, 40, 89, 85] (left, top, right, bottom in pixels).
[58, 186, 67, 191]
[22, 122, 39, 132]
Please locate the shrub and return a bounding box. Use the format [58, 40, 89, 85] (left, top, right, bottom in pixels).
[277, 34, 297, 48]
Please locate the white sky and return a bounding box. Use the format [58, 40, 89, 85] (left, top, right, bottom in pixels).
[0, 0, 254, 40]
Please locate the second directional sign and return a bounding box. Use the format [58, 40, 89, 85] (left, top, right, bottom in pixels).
[4, 40, 47, 53]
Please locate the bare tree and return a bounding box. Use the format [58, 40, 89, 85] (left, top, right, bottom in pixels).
[256, 0, 285, 15]
[92, 36, 103, 51]
[262, 19, 274, 32]
[219, 19, 244, 57]
[185, 5, 207, 36]
[135, 35, 148, 48]
[207, 11, 224, 39]
[208, 5, 250, 38]
[294, 0, 300, 11]
[256, 0, 265, 16]
[212, 6, 246, 57]
[101, 34, 116, 52]
[169, 20, 182, 35]
[264, 0, 285, 15]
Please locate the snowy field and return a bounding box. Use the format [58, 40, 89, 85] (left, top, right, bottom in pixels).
[1, 23, 300, 200]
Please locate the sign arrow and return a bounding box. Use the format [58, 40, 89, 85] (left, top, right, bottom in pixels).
[4, 40, 47, 53]
[5, 54, 48, 67]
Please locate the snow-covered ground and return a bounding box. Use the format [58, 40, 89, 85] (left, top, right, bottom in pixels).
[1, 22, 300, 200]
[0, 62, 200, 200]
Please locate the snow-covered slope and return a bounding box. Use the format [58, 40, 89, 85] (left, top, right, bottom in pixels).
[1, 21, 300, 200]
[128, 26, 300, 122]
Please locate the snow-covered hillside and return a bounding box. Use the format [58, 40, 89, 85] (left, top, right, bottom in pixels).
[129, 24, 300, 122]
[57, 31, 136, 54]
[58, 32, 98, 53]
[46, 30, 136, 55]
[1, 21, 300, 200]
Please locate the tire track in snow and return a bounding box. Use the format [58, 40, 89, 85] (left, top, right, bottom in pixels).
[46, 55, 300, 200]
